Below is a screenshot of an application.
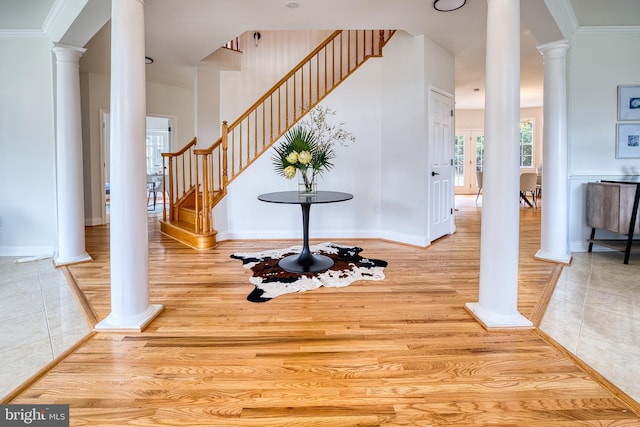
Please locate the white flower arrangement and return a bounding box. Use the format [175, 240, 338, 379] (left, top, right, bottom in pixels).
[272, 105, 356, 193]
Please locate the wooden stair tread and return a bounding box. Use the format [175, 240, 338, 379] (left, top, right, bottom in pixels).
[162, 219, 197, 231]
[160, 219, 217, 250]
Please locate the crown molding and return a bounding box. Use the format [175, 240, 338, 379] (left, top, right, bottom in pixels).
[544, 0, 579, 39]
[576, 26, 640, 35]
[0, 29, 47, 38]
[42, 0, 67, 35]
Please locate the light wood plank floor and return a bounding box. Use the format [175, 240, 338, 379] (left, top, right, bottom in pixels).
[6, 196, 640, 425]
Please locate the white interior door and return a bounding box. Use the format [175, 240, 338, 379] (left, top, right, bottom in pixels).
[429, 89, 454, 241]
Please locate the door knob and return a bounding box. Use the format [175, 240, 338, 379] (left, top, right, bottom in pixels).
[432, 171, 440, 176]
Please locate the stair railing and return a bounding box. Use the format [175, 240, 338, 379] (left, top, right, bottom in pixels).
[165, 29, 395, 236]
[161, 137, 197, 224]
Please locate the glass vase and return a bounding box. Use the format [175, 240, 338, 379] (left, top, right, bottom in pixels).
[298, 168, 317, 195]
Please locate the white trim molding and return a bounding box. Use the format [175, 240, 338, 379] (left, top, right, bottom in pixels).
[543, 0, 579, 39]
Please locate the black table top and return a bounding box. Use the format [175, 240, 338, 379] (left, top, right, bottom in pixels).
[258, 191, 353, 205]
[602, 176, 640, 184]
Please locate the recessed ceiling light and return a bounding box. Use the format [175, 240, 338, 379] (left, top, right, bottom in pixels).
[286, 1, 300, 8]
[433, 0, 466, 12]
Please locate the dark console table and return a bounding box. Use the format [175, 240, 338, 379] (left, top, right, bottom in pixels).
[258, 191, 353, 273]
[587, 176, 640, 264]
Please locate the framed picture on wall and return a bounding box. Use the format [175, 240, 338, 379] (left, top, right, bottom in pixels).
[618, 85, 640, 121]
[616, 123, 640, 158]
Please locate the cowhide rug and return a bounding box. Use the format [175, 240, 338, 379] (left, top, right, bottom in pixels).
[230, 242, 388, 302]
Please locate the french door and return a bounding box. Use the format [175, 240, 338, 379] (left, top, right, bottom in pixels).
[454, 130, 484, 194]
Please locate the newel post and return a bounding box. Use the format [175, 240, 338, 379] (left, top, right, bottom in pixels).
[193, 149, 201, 233]
[201, 151, 210, 233]
[161, 153, 169, 222]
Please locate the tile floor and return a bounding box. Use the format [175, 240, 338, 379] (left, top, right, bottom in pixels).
[0, 257, 90, 399]
[540, 250, 640, 403]
[0, 244, 638, 405]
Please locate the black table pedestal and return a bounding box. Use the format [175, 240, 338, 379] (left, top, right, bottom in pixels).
[277, 203, 334, 273]
[278, 253, 334, 273]
[257, 191, 353, 274]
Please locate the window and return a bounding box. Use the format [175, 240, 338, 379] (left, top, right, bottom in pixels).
[145, 117, 171, 175]
[453, 131, 484, 192]
[475, 135, 485, 171]
[454, 135, 465, 186]
[146, 131, 168, 175]
[519, 119, 533, 167]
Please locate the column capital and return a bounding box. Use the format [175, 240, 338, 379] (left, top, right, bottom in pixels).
[52, 43, 86, 62]
[537, 39, 570, 58]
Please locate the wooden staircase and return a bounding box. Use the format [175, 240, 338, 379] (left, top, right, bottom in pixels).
[160, 29, 395, 249]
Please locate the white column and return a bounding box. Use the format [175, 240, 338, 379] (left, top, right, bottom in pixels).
[535, 40, 572, 264]
[96, 0, 163, 331]
[466, 0, 531, 329]
[52, 44, 92, 267]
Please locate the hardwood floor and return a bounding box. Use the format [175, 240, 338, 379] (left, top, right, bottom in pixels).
[6, 197, 640, 425]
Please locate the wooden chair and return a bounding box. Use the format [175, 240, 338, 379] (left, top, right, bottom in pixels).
[475, 171, 483, 204]
[519, 172, 538, 207]
[147, 174, 166, 209]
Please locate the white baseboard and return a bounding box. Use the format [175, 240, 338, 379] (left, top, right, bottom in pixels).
[86, 216, 106, 226]
[217, 228, 429, 248]
[0, 246, 55, 257]
[570, 239, 619, 253]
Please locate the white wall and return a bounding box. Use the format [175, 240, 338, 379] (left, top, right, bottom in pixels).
[0, 37, 57, 255]
[220, 30, 332, 123]
[195, 68, 221, 148]
[215, 31, 455, 246]
[81, 72, 109, 226]
[217, 52, 383, 241]
[380, 33, 427, 245]
[80, 72, 195, 225]
[569, 30, 640, 175]
[455, 106, 544, 170]
[147, 81, 194, 149]
[455, 109, 484, 130]
[567, 28, 640, 251]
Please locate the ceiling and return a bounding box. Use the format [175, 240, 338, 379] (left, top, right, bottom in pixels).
[2, 0, 639, 110]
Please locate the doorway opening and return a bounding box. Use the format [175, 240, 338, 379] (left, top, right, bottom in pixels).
[454, 130, 484, 195]
[101, 113, 174, 223]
